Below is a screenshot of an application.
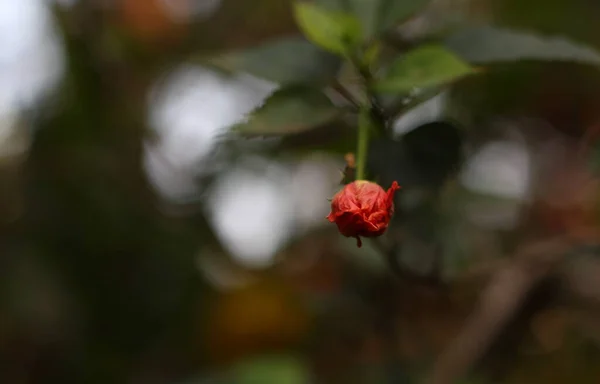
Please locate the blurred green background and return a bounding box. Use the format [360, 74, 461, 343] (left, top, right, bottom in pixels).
[3, 0, 600, 383]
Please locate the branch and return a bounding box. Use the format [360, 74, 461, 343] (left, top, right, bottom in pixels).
[331, 80, 361, 110]
[349, 54, 390, 132]
[370, 235, 443, 286]
[559, 244, 600, 305]
[424, 238, 572, 384]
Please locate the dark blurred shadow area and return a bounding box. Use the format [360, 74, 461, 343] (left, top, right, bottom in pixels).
[2, 1, 600, 383]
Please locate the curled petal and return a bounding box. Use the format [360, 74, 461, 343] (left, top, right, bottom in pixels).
[386, 181, 401, 206]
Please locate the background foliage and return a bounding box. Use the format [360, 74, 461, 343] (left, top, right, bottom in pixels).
[3, 0, 600, 383]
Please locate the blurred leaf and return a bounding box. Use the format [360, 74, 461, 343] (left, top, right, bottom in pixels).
[293, 2, 363, 56]
[362, 41, 383, 67]
[228, 355, 310, 384]
[234, 86, 340, 135]
[367, 121, 464, 216]
[353, 0, 432, 39]
[373, 45, 474, 94]
[278, 121, 357, 155]
[201, 37, 341, 85]
[445, 26, 600, 65]
[374, 0, 433, 37]
[317, 0, 431, 39]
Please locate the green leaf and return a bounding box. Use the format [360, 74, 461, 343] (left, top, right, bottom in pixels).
[278, 121, 357, 155]
[314, 0, 346, 10]
[373, 44, 474, 94]
[234, 86, 340, 135]
[316, 0, 432, 39]
[229, 355, 310, 384]
[293, 2, 362, 56]
[200, 37, 341, 85]
[362, 41, 382, 67]
[376, 0, 432, 34]
[444, 26, 600, 65]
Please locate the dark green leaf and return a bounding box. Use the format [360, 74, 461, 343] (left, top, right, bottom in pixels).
[368, 121, 464, 191]
[355, 0, 432, 39]
[445, 26, 600, 65]
[234, 86, 340, 135]
[317, 0, 432, 39]
[200, 37, 341, 85]
[314, 0, 347, 10]
[373, 44, 474, 94]
[293, 2, 362, 56]
[278, 120, 357, 155]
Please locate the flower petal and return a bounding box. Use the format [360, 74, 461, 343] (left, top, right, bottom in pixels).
[386, 181, 401, 206]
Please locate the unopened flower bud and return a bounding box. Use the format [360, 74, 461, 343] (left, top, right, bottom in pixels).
[326, 180, 400, 247]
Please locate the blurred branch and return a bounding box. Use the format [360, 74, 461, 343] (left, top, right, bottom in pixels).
[349, 54, 389, 135]
[331, 80, 361, 110]
[425, 238, 573, 384]
[560, 245, 600, 306]
[371, 235, 443, 286]
[371, 236, 414, 281]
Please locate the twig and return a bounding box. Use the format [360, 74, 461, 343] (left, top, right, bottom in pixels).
[331, 80, 361, 110]
[349, 54, 390, 131]
[560, 244, 600, 306]
[425, 238, 572, 384]
[370, 235, 442, 285]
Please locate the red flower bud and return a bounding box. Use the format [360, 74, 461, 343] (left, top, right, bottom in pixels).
[326, 180, 401, 248]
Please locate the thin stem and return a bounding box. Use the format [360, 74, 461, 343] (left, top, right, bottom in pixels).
[331, 81, 361, 110]
[350, 52, 388, 133]
[356, 106, 370, 180]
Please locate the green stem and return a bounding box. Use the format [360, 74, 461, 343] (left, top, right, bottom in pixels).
[356, 106, 370, 181]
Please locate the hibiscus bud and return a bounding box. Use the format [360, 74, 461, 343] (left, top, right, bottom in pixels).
[326, 180, 401, 247]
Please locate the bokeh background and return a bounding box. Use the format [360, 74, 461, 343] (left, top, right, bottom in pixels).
[3, 0, 600, 383]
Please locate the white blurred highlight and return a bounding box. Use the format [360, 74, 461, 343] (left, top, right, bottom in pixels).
[393, 91, 447, 136]
[460, 140, 531, 229]
[207, 159, 294, 269]
[289, 155, 342, 230]
[460, 140, 531, 200]
[205, 155, 341, 270]
[145, 65, 343, 271]
[0, 0, 64, 158]
[144, 64, 276, 200]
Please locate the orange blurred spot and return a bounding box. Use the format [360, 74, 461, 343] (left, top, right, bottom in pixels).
[530, 308, 570, 353]
[344, 153, 356, 169]
[204, 279, 310, 365]
[119, 0, 189, 44]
